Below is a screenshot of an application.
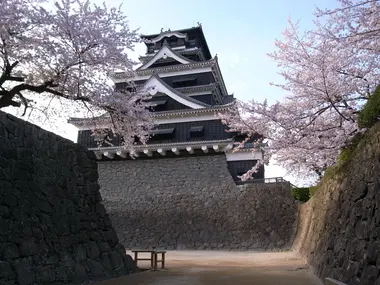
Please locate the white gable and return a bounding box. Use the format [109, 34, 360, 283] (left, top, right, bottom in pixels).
[143, 76, 205, 109]
[138, 45, 191, 70]
[149, 31, 187, 43]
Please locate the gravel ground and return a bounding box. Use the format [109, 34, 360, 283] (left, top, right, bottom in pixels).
[94, 251, 323, 285]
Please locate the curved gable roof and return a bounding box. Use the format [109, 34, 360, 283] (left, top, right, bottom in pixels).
[147, 31, 187, 43]
[137, 43, 194, 71]
[142, 75, 209, 109]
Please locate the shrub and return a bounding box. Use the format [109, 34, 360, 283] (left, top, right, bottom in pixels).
[338, 132, 364, 165]
[358, 85, 380, 129]
[291, 187, 311, 202]
[309, 186, 319, 197]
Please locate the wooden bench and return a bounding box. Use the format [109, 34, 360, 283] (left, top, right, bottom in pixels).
[131, 249, 156, 269]
[153, 250, 166, 270]
[131, 249, 167, 270]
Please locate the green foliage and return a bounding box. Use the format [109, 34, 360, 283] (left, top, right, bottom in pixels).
[337, 132, 364, 166]
[291, 187, 311, 202]
[309, 186, 319, 197]
[321, 132, 365, 182]
[358, 85, 380, 129]
[323, 165, 338, 179]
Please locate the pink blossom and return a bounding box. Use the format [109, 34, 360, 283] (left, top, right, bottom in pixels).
[223, 0, 379, 179]
[0, 0, 153, 150]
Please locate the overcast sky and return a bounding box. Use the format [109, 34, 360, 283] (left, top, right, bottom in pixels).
[51, 0, 341, 184]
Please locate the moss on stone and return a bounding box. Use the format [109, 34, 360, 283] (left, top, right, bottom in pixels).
[358, 85, 380, 129]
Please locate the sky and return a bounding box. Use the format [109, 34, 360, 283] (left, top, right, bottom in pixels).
[116, 0, 336, 105]
[16, 0, 341, 185]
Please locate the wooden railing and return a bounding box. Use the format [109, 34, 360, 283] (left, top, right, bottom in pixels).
[235, 177, 288, 185]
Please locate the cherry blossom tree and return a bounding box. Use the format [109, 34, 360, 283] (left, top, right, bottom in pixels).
[222, 0, 380, 180]
[0, 0, 153, 149]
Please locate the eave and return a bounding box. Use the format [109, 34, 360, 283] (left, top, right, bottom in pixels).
[67, 101, 236, 129]
[89, 139, 234, 160]
[176, 84, 216, 95]
[212, 56, 228, 98]
[112, 59, 217, 82]
[112, 58, 228, 98]
[178, 49, 206, 61]
[143, 31, 187, 43]
[153, 101, 235, 117]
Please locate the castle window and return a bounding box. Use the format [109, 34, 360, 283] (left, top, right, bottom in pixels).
[168, 36, 178, 46]
[172, 77, 197, 88]
[150, 99, 167, 106]
[147, 44, 154, 54]
[150, 99, 167, 111]
[189, 126, 204, 138]
[150, 128, 175, 141]
[188, 41, 196, 47]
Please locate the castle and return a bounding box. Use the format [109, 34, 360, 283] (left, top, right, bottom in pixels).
[69, 25, 264, 181]
[65, 27, 299, 251]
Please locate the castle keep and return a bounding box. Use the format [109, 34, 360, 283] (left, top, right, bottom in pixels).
[69, 25, 264, 181]
[68, 26, 297, 250]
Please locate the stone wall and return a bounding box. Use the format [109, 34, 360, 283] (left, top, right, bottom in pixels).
[292, 122, 380, 285]
[98, 155, 298, 250]
[0, 112, 135, 285]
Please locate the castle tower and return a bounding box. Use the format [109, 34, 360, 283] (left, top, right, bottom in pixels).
[69, 26, 264, 181]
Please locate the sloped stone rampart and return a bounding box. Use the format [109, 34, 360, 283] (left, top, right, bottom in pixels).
[98, 155, 298, 250]
[293, 122, 380, 284]
[0, 112, 136, 285]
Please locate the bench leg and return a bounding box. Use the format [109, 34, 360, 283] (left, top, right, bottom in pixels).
[154, 253, 158, 271]
[134, 252, 138, 266]
[150, 252, 155, 269]
[161, 253, 165, 269]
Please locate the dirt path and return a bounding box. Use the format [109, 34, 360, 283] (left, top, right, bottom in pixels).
[95, 251, 323, 285]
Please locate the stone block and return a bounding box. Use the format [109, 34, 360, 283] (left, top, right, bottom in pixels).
[88, 260, 105, 278]
[362, 265, 379, 285]
[0, 206, 11, 218]
[100, 253, 112, 270]
[0, 217, 9, 233]
[104, 229, 119, 247]
[60, 249, 75, 267]
[73, 263, 88, 282]
[73, 244, 87, 262]
[14, 258, 34, 285]
[34, 266, 55, 284]
[86, 241, 100, 259]
[109, 252, 123, 269]
[41, 251, 59, 265]
[55, 267, 70, 283]
[38, 201, 52, 214]
[3, 193, 17, 207]
[19, 240, 38, 257]
[3, 243, 20, 259]
[97, 241, 111, 253]
[0, 261, 14, 279]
